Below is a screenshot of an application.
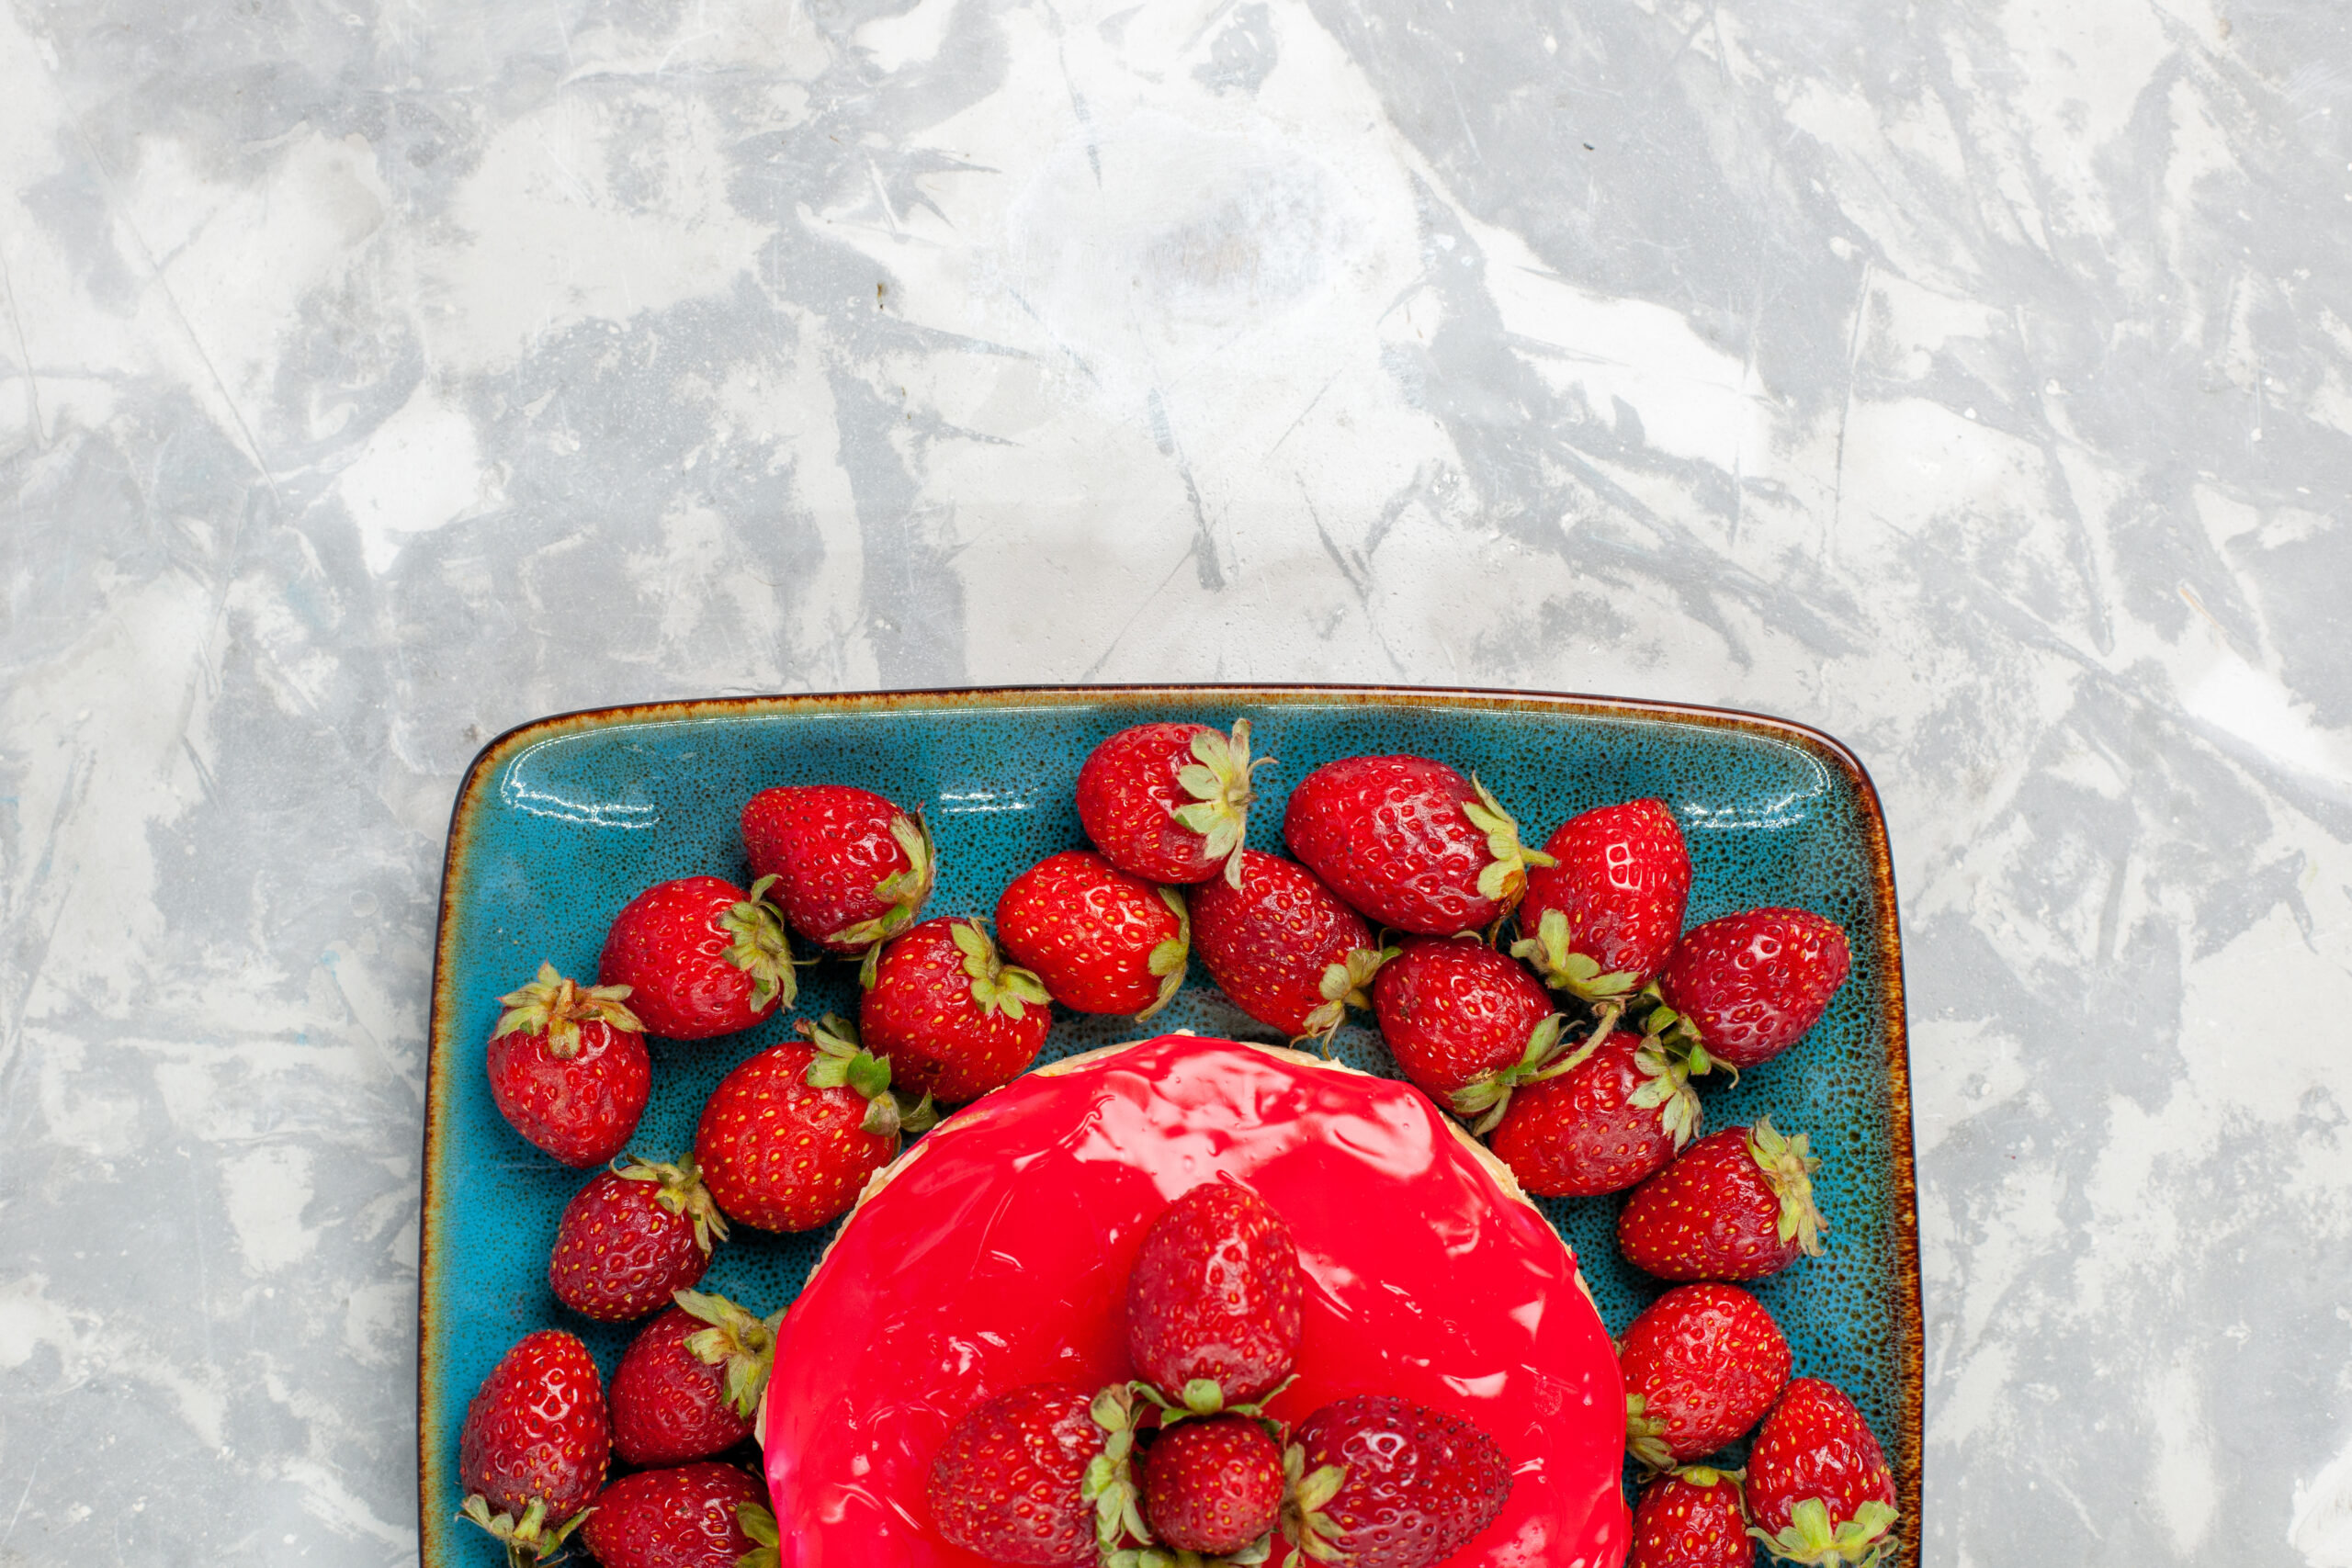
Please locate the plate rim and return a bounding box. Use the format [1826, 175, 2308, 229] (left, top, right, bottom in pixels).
[417, 682, 1921, 1563]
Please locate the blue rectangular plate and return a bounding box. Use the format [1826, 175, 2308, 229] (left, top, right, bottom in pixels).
[420, 685, 1921, 1566]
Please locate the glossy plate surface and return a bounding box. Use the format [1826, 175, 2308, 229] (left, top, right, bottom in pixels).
[419, 685, 1921, 1566]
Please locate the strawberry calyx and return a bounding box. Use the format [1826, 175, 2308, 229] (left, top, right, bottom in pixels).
[1509, 908, 1639, 1003]
[720, 875, 798, 1012]
[1137, 1373, 1296, 1429]
[1277, 1443, 1351, 1565]
[1169, 718, 1276, 890]
[1462, 777, 1554, 909]
[1748, 1119, 1828, 1257]
[831, 813, 938, 956]
[735, 1501, 780, 1568]
[948, 919, 1051, 1021]
[492, 963, 642, 1058]
[1625, 1037, 1703, 1149]
[1082, 1382, 1155, 1553]
[457, 1494, 592, 1568]
[1452, 1001, 1626, 1134]
[1748, 1496, 1899, 1567]
[1296, 944, 1398, 1051]
[1102, 1538, 1276, 1567]
[797, 1014, 938, 1139]
[613, 1153, 729, 1253]
[1624, 1393, 1676, 1473]
[673, 1287, 784, 1419]
[1139, 887, 1193, 1021]
[1637, 991, 1734, 1084]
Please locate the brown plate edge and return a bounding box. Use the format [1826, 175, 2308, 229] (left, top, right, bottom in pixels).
[414, 682, 1922, 1562]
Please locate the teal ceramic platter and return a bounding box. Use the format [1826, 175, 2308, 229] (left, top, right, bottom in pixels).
[418, 685, 1921, 1566]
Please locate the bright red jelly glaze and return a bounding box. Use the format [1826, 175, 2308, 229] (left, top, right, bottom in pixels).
[760, 1034, 1631, 1568]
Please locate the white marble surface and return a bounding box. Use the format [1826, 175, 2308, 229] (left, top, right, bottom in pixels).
[3, 0, 2350, 1562]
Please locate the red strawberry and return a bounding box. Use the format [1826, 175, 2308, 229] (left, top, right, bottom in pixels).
[1282, 1395, 1513, 1568]
[1076, 718, 1272, 887]
[1619, 1283, 1792, 1471]
[548, 1155, 728, 1321]
[1137, 1415, 1285, 1555]
[1653, 908, 1851, 1071]
[693, 1014, 933, 1232]
[1486, 1030, 1700, 1197]
[1618, 1120, 1828, 1282]
[1630, 1467, 1751, 1568]
[577, 1461, 773, 1568]
[859, 917, 1051, 1102]
[1127, 1181, 1305, 1414]
[1372, 936, 1563, 1126]
[928, 1382, 1146, 1565]
[995, 851, 1190, 1018]
[598, 875, 795, 1039]
[485, 964, 650, 1167]
[741, 784, 935, 959]
[1282, 756, 1551, 936]
[457, 1329, 610, 1565]
[1512, 799, 1690, 1003]
[1190, 850, 1393, 1047]
[608, 1291, 780, 1466]
[1746, 1380, 1899, 1567]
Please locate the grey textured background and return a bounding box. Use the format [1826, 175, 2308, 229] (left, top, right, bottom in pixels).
[3, 0, 2350, 1562]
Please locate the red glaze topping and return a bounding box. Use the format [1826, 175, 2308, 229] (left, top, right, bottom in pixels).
[758, 1034, 1629, 1568]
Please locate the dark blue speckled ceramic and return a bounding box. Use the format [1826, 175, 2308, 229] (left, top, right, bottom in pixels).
[420, 686, 1920, 1567]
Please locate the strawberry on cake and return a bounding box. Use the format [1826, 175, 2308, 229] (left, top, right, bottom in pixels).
[758, 1033, 1632, 1568]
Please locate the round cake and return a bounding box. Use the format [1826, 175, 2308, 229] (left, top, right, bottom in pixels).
[759, 1034, 1632, 1567]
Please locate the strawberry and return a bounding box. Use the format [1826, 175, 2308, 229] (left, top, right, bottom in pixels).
[576, 1461, 773, 1568]
[1650, 908, 1851, 1071]
[1076, 718, 1272, 887]
[1617, 1120, 1828, 1282]
[1372, 936, 1564, 1126]
[1619, 1283, 1791, 1471]
[1282, 1395, 1513, 1568]
[741, 784, 935, 961]
[1136, 1415, 1285, 1555]
[1511, 799, 1690, 1003]
[996, 851, 1190, 1018]
[608, 1291, 781, 1466]
[928, 1382, 1148, 1565]
[1630, 1467, 1751, 1568]
[1746, 1380, 1899, 1567]
[548, 1155, 728, 1321]
[1281, 756, 1551, 936]
[457, 1329, 610, 1565]
[484, 963, 650, 1168]
[693, 1015, 934, 1232]
[859, 917, 1051, 1102]
[1486, 1030, 1700, 1197]
[1189, 850, 1393, 1048]
[1127, 1181, 1304, 1415]
[598, 875, 795, 1039]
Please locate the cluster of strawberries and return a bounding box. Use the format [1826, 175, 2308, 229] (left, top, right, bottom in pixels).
[457, 714, 1900, 1568]
[930, 1180, 1514, 1568]
[1616, 1286, 1897, 1568]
